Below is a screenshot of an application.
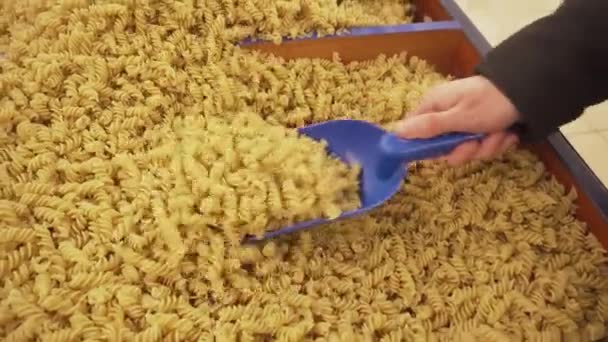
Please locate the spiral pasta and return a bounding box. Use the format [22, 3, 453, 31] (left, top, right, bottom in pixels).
[1, 0, 608, 341]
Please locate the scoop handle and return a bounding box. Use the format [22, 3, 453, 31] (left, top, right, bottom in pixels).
[380, 132, 486, 161]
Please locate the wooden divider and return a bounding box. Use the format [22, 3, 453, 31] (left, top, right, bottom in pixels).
[244, 27, 464, 76]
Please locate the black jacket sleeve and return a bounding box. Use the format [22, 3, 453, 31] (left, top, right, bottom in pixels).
[475, 0, 608, 142]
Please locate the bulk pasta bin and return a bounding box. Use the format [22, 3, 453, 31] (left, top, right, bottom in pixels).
[2, 0, 608, 340]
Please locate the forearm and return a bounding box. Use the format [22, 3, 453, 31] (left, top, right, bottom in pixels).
[476, 0, 608, 142]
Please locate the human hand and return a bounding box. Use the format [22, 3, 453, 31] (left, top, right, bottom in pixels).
[394, 76, 521, 166]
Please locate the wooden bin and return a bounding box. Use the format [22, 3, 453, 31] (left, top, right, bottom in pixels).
[243, 0, 608, 247]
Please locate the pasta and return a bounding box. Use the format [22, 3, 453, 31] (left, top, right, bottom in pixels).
[1, 0, 608, 341]
[163, 112, 360, 241]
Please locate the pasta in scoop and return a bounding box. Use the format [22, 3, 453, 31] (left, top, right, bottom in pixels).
[169, 113, 361, 241]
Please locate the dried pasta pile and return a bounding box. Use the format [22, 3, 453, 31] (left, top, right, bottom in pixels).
[170, 113, 361, 240]
[211, 50, 445, 128]
[2, 1, 608, 341]
[0, 0, 413, 53]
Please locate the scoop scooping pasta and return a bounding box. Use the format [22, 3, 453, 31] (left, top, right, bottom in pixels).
[243, 119, 484, 243]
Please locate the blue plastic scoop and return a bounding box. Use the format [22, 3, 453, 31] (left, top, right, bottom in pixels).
[243, 119, 483, 243]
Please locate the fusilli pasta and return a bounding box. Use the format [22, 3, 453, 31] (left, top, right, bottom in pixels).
[1, 0, 608, 341]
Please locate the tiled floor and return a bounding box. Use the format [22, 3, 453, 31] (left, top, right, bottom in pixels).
[454, 0, 608, 187]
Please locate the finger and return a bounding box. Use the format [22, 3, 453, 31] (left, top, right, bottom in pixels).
[408, 82, 457, 116]
[395, 108, 463, 139]
[497, 133, 519, 156]
[474, 132, 507, 160]
[408, 87, 444, 117]
[409, 98, 438, 116]
[444, 141, 480, 166]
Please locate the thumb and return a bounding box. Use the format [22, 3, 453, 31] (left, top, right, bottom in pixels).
[394, 109, 467, 139]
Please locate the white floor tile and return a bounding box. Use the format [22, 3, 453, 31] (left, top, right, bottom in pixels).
[584, 101, 608, 132]
[565, 133, 608, 187]
[560, 117, 593, 135]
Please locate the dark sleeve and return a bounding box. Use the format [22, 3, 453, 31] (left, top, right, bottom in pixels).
[475, 0, 608, 142]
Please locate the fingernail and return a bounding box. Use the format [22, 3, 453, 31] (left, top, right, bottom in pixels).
[394, 120, 416, 138]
